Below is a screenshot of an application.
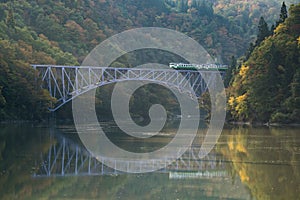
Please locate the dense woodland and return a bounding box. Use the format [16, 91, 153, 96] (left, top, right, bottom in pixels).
[0, 0, 299, 123]
[228, 3, 300, 123]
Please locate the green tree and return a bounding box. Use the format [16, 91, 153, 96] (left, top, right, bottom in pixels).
[177, 0, 188, 12]
[245, 42, 255, 60]
[224, 56, 236, 87]
[229, 3, 300, 123]
[278, 1, 288, 25]
[255, 16, 270, 46]
[286, 3, 300, 35]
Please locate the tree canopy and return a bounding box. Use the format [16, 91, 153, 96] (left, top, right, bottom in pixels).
[228, 3, 300, 123]
[0, 0, 298, 121]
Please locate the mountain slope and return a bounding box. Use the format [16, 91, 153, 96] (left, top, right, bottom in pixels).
[0, 0, 296, 120]
[228, 3, 300, 123]
[0, 0, 243, 120]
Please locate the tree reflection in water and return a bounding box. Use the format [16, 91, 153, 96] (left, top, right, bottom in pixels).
[0, 124, 299, 199]
[219, 126, 300, 200]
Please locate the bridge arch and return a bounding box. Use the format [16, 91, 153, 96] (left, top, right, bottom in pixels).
[32, 65, 224, 111]
[34, 130, 228, 177]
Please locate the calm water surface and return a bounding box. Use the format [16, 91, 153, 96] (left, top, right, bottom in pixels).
[0, 123, 299, 200]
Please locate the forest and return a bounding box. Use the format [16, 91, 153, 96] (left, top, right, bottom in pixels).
[0, 0, 299, 123]
[228, 3, 300, 123]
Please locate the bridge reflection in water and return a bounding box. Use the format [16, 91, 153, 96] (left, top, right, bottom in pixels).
[33, 131, 228, 179]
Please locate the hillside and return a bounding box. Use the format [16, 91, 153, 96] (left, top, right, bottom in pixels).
[0, 0, 297, 120]
[214, 0, 300, 33]
[228, 3, 300, 123]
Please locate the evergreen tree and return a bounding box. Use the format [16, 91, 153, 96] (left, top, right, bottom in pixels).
[224, 56, 236, 87]
[275, 2, 288, 27]
[6, 4, 15, 29]
[191, 0, 199, 9]
[177, 0, 188, 12]
[229, 3, 300, 123]
[255, 17, 270, 46]
[279, 2, 288, 24]
[245, 42, 255, 60]
[198, 0, 214, 17]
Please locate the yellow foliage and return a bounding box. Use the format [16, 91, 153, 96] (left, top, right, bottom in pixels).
[236, 143, 247, 154]
[236, 94, 247, 104]
[239, 168, 250, 182]
[228, 96, 235, 107]
[297, 36, 300, 46]
[274, 23, 288, 34]
[227, 134, 248, 154]
[228, 137, 234, 150]
[234, 93, 248, 115]
[239, 65, 249, 78]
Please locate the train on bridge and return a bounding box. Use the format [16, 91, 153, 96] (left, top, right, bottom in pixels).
[169, 63, 228, 71]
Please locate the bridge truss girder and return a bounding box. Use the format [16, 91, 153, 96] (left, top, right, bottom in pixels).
[33, 133, 227, 177]
[32, 65, 224, 111]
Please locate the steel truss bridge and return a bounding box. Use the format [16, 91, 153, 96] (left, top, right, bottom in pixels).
[33, 132, 228, 178]
[32, 65, 225, 111]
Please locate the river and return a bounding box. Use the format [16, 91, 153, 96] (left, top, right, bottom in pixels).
[0, 122, 299, 199]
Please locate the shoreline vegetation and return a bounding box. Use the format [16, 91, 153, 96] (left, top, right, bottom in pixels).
[2, 116, 300, 128]
[228, 121, 300, 127]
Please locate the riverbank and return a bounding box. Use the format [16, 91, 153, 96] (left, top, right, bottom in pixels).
[2, 116, 300, 128]
[227, 120, 300, 127]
